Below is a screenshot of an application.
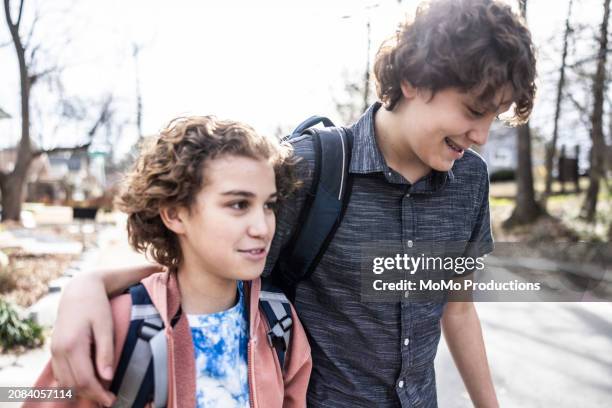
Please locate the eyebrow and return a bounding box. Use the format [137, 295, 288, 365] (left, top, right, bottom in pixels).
[221, 190, 278, 198]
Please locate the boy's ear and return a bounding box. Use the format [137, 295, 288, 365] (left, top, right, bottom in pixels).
[160, 206, 187, 235]
[400, 80, 418, 100]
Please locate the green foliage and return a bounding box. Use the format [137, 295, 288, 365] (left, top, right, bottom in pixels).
[0, 298, 44, 351]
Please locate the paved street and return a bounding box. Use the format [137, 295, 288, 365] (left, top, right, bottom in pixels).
[436, 301, 612, 407]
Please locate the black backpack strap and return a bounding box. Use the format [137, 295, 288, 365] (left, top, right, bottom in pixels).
[259, 278, 293, 370]
[110, 283, 181, 408]
[275, 118, 353, 296]
[291, 115, 335, 134]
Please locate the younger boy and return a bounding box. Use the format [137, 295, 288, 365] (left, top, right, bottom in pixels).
[31, 116, 311, 407]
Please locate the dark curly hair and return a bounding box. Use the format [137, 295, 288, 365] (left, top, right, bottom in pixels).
[373, 0, 536, 125]
[116, 116, 298, 270]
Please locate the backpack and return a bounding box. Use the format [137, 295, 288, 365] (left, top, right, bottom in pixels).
[110, 280, 294, 408]
[272, 116, 354, 301]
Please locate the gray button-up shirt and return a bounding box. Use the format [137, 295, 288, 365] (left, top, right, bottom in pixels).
[265, 102, 493, 407]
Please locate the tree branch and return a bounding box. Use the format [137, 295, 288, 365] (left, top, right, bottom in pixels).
[32, 96, 115, 158]
[567, 49, 612, 70]
[22, 10, 39, 51]
[4, 0, 15, 29]
[15, 0, 23, 27]
[87, 96, 113, 138]
[27, 42, 39, 64]
[29, 64, 60, 85]
[563, 90, 592, 129]
[563, 91, 588, 115]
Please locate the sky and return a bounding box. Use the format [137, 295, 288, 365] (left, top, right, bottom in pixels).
[0, 0, 607, 160]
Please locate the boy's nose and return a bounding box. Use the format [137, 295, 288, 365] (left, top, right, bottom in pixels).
[466, 120, 492, 146]
[247, 211, 271, 238]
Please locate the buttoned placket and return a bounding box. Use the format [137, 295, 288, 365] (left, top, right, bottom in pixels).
[398, 184, 416, 406]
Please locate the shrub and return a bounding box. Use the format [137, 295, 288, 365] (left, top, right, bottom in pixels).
[0, 298, 44, 351]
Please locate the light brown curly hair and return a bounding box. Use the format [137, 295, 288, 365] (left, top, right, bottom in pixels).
[373, 0, 536, 125]
[116, 116, 298, 270]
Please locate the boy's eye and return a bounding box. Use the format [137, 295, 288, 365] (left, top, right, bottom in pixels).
[467, 106, 485, 118]
[230, 201, 249, 210]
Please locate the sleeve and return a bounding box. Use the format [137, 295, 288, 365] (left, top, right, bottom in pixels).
[23, 363, 96, 408]
[457, 168, 494, 278]
[281, 303, 312, 408]
[262, 137, 316, 277]
[23, 294, 133, 408]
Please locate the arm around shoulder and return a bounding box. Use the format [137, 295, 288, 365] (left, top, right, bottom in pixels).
[29, 293, 133, 408]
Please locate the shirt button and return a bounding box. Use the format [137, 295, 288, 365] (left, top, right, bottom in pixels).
[398, 380, 404, 388]
[404, 338, 410, 346]
[405, 193, 411, 198]
[388, 172, 393, 177]
[407, 240, 413, 248]
[404, 291, 409, 298]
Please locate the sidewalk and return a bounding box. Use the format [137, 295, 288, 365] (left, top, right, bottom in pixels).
[0, 219, 147, 399]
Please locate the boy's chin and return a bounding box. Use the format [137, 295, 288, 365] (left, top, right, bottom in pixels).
[236, 268, 265, 282]
[429, 159, 454, 172]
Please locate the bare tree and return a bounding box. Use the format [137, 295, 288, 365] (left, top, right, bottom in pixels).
[503, 0, 546, 228]
[542, 0, 574, 206]
[362, 20, 372, 113]
[132, 43, 143, 140]
[1, 0, 114, 221]
[336, 4, 379, 123]
[581, 0, 611, 222]
[334, 73, 371, 125]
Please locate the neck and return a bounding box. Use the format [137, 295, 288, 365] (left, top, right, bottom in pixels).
[176, 262, 238, 315]
[374, 102, 432, 183]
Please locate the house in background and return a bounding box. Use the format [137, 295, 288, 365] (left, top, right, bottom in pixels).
[478, 121, 517, 180]
[479, 121, 553, 181]
[0, 145, 108, 205]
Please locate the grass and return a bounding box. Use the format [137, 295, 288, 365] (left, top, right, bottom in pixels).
[489, 181, 611, 242]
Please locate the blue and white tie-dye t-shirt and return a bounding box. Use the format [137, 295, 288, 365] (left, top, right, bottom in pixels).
[187, 282, 250, 408]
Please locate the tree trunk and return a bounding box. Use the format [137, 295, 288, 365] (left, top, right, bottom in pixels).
[581, 0, 610, 222]
[503, 124, 545, 228]
[503, 0, 545, 228]
[3, 0, 34, 223]
[0, 172, 27, 221]
[543, 0, 573, 206]
[363, 20, 372, 113]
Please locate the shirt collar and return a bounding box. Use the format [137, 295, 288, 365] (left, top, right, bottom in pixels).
[349, 101, 454, 192]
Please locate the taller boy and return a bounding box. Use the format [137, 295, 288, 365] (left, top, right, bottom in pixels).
[51, 0, 536, 407]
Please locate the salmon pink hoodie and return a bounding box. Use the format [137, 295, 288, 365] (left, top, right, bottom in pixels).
[28, 272, 312, 407]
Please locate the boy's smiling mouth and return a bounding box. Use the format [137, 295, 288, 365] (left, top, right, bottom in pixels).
[444, 137, 466, 153]
[237, 247, 268, 260]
